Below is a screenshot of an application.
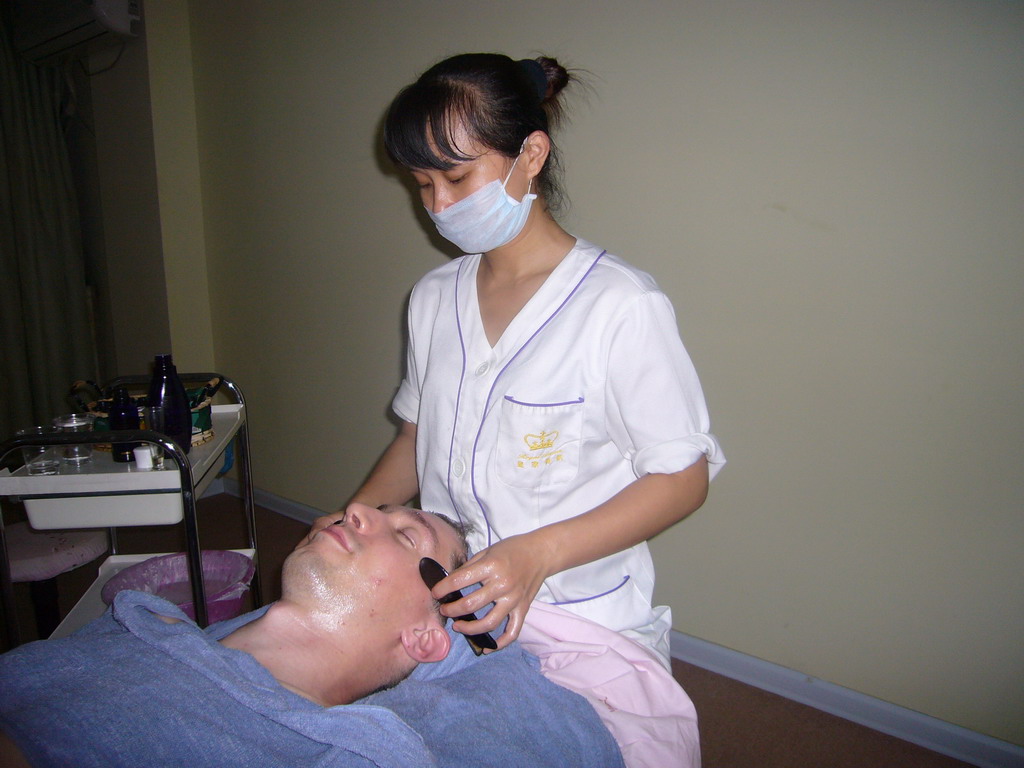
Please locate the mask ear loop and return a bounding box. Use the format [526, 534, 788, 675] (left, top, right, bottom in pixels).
[502, 137, 533, 195]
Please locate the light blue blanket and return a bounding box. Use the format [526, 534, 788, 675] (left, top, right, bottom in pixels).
[0, 591, 623, 767]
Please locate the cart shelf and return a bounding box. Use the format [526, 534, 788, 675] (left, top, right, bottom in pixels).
[0, 405, 244, 529]
[0, 374, 261, 648]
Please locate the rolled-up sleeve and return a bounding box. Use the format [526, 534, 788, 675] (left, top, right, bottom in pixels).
[604, 291, 725, 481]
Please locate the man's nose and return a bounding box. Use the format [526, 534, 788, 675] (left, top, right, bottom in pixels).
[342, 502, 378, 533]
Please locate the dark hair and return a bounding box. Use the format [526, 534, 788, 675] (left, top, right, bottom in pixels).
[383, 53, 573, 211]
[431, 511, 474, 572]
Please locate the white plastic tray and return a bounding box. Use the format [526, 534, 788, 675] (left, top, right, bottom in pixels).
[0, 405, 244, 529]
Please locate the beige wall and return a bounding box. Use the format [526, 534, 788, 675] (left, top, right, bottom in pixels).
[85, 0, 214, 376]
[137, 0, 1023, 744]
[145, 0, 215, 373]
[87, 20, 171, 376]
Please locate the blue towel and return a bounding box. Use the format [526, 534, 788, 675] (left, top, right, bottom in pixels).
[0, 592, 623, 767]
[364, 628, 625, 767]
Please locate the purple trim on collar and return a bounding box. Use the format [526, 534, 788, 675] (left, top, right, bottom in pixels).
[470, 250, 607, 546]
[445, 258, 470, 527]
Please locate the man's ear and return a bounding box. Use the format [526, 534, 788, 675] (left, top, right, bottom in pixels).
[400, 620, 452, 664]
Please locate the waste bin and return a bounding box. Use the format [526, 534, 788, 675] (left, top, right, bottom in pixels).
[101, 550, 255, 623]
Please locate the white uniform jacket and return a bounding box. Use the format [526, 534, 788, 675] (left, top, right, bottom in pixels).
[393, 239, 725, 661]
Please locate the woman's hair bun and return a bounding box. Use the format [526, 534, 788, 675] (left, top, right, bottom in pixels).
[535, 56, 570, 102]
[519, 56, 571, 104]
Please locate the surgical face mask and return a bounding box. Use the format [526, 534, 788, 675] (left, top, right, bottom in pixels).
[426, 150, 537, 254]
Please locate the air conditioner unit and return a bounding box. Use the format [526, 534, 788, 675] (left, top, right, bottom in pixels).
[11, 0, 141, 65]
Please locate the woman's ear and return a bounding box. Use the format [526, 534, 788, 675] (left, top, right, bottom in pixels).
[522, 130, 551, 177]
[400, 622, 452, 664]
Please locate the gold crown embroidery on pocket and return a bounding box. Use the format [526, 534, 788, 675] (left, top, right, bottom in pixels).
[517, 430, 565, 469]
[525, 431, 558, 451]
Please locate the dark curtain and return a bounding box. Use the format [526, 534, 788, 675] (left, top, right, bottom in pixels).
[0, 11, 97, 441]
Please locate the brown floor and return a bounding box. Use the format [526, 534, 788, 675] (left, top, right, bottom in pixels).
[3, 494, 976, 767]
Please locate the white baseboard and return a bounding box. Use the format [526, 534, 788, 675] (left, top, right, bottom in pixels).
[670, 630, 1024, 768]
[218, 477, 325, 525]
[216, 481, 1023, 768]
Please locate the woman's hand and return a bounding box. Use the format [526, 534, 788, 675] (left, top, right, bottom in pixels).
[430, 531, 555, 651]
[430, 460, 711, 650]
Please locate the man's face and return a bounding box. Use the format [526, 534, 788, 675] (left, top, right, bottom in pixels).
[282, 503, 465, 632]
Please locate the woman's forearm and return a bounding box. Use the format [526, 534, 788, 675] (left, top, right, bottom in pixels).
[533, 456, 710, 577]
[347, 421, 419, 508]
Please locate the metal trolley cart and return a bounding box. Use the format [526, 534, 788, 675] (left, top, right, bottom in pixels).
[0, 373, 262, 648]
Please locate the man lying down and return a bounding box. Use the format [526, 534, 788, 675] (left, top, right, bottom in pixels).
[0, 503, 624, 768]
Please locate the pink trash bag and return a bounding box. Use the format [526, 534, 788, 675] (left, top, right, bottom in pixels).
[101, 550, 255, 623]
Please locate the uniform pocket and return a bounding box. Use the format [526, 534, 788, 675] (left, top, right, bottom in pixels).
[496, 395, 584, 489]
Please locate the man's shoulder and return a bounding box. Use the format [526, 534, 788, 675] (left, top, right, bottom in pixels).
[0, 597, 433, 767]
[361, 642, 625, 767]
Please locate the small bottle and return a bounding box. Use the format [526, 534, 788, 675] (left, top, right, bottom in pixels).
[108, 387, 141, 463]
[147, 354, 192, 455]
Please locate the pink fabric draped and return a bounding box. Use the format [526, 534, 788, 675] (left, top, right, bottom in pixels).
[520, 602, 701, 768]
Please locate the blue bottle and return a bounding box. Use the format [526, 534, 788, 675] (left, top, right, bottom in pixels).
[147, 354, 192, 455]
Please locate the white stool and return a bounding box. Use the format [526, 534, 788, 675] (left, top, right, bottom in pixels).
[6, 522, 108, 638]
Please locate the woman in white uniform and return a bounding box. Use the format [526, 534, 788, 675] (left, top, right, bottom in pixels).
[352, 53, 724, 667]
